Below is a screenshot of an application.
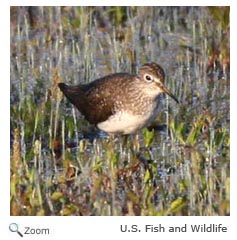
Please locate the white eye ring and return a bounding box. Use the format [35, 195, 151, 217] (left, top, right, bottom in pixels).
[144, 74, 153, 82]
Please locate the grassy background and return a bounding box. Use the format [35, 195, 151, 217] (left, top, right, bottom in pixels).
[10, 6, 229, 216]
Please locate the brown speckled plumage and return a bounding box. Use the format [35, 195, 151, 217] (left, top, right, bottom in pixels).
[58, 62, 178, 134]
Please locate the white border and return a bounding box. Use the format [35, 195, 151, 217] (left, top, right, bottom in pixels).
[2, 1, 236, 239]
[9, 0, 232, 7]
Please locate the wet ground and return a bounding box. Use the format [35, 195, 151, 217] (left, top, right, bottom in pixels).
[10, 6, 229, 216]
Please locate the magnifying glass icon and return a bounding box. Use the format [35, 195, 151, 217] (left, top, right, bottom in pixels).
[9, 223, 23, 237]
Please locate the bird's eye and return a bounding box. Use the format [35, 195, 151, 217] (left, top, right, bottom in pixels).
[144, 74, 153, 82]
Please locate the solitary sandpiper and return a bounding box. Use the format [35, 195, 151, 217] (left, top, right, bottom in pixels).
[58, 62, 179, 135]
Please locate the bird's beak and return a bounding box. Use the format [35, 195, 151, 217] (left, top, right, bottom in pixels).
[162, 85, 179, 104]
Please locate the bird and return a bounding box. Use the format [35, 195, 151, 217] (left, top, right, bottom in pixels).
[58, 62, 179, 135]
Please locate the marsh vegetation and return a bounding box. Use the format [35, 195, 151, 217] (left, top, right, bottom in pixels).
[10, 6, 229, 216]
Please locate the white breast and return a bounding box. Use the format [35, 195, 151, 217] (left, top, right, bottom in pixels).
[97, 102, 161, 134]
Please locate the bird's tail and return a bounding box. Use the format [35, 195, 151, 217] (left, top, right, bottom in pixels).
[58, 83, 84, 109]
